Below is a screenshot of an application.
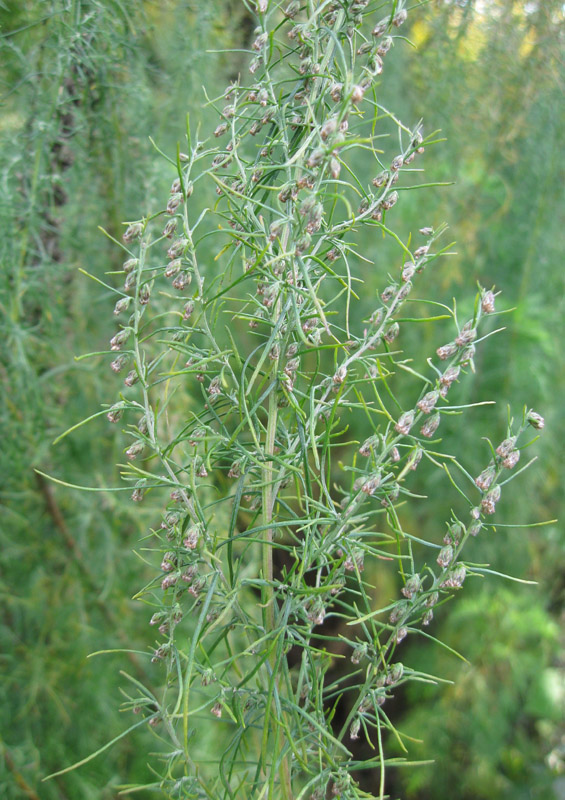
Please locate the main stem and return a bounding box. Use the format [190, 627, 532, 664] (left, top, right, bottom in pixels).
[260, 310, 293, 798]
[262, 386, 278, 634]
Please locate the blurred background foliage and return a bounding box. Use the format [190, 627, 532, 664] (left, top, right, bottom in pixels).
[0, 1, 563, 798]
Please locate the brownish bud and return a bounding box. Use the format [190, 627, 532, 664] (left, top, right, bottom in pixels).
[123, 223, 143, 243]
[436, 342, 457, 360]
[481, 290, 496, 313]
[395, 410, 415, 435]
[437, 545, 453, 568]
[420, 413, 440, 438]
[527, 410, 544, 430]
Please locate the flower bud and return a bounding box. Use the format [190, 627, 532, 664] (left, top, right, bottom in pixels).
[181, 566, 196, 584]
[269, 219, 284, 241]
[437, 545, 454, 568]
[496, 437, 516, 458]
[417, 390, 439, 414]
[172, 271, 191, 290]
[296, 233, 311, 253]
[124, 271, 137, 292]
[167, 193, 183, 215]
[414, 245, 429, 259]
[208, 376, 221, 397]
[351, 644, 366, 665]
[161, 551, 177, 572]
[164, 259, 182, 279]
[333, 365, 347, 384]
[527, 410, 544, 430]
[107, 403, 124, 423]
[395, 410, 415, 435]
[283, 0, 299, 17]
[306, 148, 324, 168]
[372, 20, 387, 37]
[481, 484, 501, 515]
[350, 85, 365, 104]
[441, 565, 466, 589]
[252, 32, 268, 51]
[420, 413, 440, 438]
[110, 328, 131, 351]
[356, 42, 372, 56]
[163, 219, 178, 239]
[393, 9, 407, 26]
[359, 435, 378, 457]
[389, 602, 407, 624]
[123, 223, 142, 243]
[330, 82, 342, 102]
[378, 36, 393, 57]
[110, 354, 128, 373]
[448, 522, 464, 545]
[436, 342, 457, 360]
[460, 344, 475, 366]
[249, 57, 262, 74]
[381, 284, 397, 303]
[123, 257, 138, 274]
[440, 365, 460, 387]
[382, 191, 398, 210]
[350, 719, 361, 741]
[408, 447, 423, 470]
[401, 574, 421, 599]
[209, 700, 223, 719]
[344, 549, 364, 572]
[126, 441, 144, 460]
[183, 525, 201, 549]
[455, 326, 477, 347]
[228, 460, 241, 479]
[396, 626, 408, 643]
[113, 296, 131, 315]
[361, 475, 381, 495]
[162, 512, 180, 530]
[475, 465, 496, 491]
[481, 290, 496, 313]
[372, 170, 389, 188]
[167, 238, 188, 260]
[139, 284, 151, 305]
[131, 483, 145, 502]
[321, 118, 338, 141]
[384, 322, 399, 342]
[124, 369, 139, 387]
[502, 450, 520, 469]
[402, 263, 415, 282]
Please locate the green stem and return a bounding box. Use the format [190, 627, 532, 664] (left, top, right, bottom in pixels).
[262, 385, 278, 634]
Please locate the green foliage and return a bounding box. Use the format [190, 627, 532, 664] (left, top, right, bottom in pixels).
[0, 0, 227, 795]
[393, 589, 560, 800]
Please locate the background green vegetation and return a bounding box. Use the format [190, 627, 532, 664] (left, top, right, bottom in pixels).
[0, 1, 562, 798]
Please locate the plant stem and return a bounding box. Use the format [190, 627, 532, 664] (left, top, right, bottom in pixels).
[262, 385, 278, 634]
